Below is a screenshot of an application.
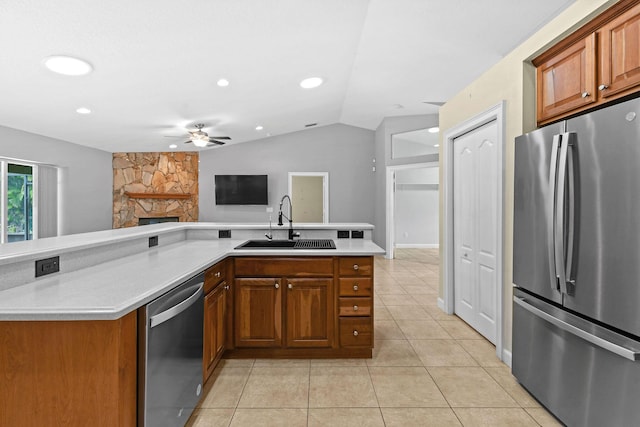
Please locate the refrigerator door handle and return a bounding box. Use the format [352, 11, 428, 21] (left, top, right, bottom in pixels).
[514, 296, 640, 361]
[555, 134, 570, 295]
[564, 132, 577, 294]
[548, 134, 561, 292]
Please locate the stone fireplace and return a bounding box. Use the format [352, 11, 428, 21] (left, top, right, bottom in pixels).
[112, 152, 198, 228]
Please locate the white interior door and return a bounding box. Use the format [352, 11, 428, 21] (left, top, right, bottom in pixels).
[453, 120, 498, 344]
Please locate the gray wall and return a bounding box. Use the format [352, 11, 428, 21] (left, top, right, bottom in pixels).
[373, 114, 439, 251]
[199, 124, 375, 224]
[0, 125, 112, 235]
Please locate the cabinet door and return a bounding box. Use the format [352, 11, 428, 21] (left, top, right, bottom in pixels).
[203, 283, 226, 380]
[235, 278, 282, 348]
[285, 278, 334, 348]
[536, 33, 596, 123]
[599, 3, 640, 98]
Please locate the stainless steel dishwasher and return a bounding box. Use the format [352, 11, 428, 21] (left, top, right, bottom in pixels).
[141, 272, 204, 427]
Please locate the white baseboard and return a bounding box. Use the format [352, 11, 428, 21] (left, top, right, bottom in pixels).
[395, 243, 439, 249]
[437, 297, 445, 311]
[502, 349, 512, 368]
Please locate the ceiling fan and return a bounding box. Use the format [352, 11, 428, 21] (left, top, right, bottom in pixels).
[169, 123, 231, 148]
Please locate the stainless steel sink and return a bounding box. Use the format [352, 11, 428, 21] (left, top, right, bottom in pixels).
[235, 239, 336, 250]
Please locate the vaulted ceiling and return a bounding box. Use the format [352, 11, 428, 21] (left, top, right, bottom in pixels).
[0, 0, 575, 152]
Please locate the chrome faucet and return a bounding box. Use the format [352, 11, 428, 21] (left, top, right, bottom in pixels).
[278, 194, 300, 240]
[265, 215, 273, 240]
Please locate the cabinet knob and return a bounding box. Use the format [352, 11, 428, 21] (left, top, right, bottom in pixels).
[288, 283, 293, 290]
[598, 84, 609, 91]
[215, 272, 221, 278]
[581, 91, 590, 98]
[274, 282, 279, 289]
[224, 285, 230, 290]
[353, 264, 359, 271]
[353, 284, 359, 291]
[353, 330, 359, 336]
[353, 305, 359, 311]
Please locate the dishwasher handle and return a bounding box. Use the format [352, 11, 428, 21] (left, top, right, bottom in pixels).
[514, 296, 640, 361]
[150, 282, 204, 328]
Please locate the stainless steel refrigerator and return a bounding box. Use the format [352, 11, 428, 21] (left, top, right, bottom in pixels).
[513, 96, 640, 426]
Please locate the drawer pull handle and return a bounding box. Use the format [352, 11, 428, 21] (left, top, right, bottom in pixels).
[353, 305, 359, 311]
[215, 272, 221, 278]
[353, 284, 359, 291]
[353, 264, 359, 271]
[274, 283, 279, 289]
[353, 330, 359, 336]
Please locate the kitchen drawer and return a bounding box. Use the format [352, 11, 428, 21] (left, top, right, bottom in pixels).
[339, 318, 373, 347]
[339, 297, 372, 317]
[234, 257, 333, 277]
[339, 257, 372, 277]
[339, 278, 372, 297]
[205, 260, 226, 293]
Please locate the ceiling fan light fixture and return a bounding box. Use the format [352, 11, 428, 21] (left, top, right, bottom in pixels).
[191, 134, 209, 147]
[43, 55, 93, 76]
[300, 77, 323, 89]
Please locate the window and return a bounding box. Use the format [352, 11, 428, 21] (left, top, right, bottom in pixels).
[7, 163, 34, 242]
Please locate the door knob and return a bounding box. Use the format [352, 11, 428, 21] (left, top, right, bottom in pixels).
[274, 283, 279, 289]
[581, 91, 590, 98]
[598, 84, 609, 91]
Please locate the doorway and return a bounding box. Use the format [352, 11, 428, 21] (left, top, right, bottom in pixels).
[288, 172, 328, 223]
[443, 102, 505, 361]
[385, 162, 438, 260]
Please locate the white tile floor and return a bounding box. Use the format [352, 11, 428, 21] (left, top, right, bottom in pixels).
[187, 249, 561, 426]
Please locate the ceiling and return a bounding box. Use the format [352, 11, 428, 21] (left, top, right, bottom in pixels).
[0, 0, 576, 153]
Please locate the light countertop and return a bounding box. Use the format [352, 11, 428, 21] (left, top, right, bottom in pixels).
[0, 235, 383, 321]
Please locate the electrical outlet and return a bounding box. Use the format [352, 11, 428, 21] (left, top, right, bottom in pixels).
[218, 230, 231, 238]
[337, 230, 350, 239]
[351, 230, 364, 239]
[149, 236, 159, 247]
[35, 256, 60, 278]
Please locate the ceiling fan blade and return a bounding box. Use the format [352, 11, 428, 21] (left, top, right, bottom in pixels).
[163, 135, 183, 138]
[209, 140, 226, 146]
[182, 140, 193, 144]
[208, 136, 231, 140]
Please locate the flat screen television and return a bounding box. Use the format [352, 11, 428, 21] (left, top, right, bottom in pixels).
[215, 174, 268, 205]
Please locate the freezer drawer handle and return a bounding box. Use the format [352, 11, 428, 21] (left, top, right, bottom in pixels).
[514, 296, 640, 362]
[150, 282, 204, 328]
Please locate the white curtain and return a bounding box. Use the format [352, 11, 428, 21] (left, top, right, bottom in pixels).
[37, 164, 58, 238]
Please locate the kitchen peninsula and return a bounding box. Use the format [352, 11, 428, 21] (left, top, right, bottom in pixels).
[0, 222, 383, 426]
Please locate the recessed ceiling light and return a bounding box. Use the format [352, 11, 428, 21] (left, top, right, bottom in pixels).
[76, 107, 91, 114]
[255, 125, 264, 131]
[434, 144, 440, 147]
[169, 144, 178, 149]
[43, 55, 93, 76]
[428, 127, 440, 133]
[300, 77, 323, 89]
[217, 79, 229, 87]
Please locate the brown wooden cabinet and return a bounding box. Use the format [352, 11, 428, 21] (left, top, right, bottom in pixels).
[235, 277, 283, 347]
[286, 277, 333, 347]
[234, 257, 334, 349]
[535, 1, 640, 125]
[203, 259, 230, 381]
[337, 256, 374, 348]
[599, 2, 640, 99]
[535, 33, 596, 123]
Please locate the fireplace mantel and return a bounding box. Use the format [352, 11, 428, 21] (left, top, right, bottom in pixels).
[124, 192, 191, 200]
